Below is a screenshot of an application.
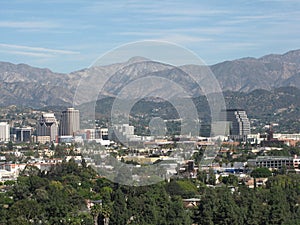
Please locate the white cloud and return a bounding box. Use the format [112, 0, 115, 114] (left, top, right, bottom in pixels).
[0, 43, 80, 57]
[0, 50, 53, 58]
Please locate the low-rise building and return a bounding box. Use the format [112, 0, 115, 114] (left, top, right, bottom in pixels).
[245, 178, 268, 188]
[247, 155, 300, 169]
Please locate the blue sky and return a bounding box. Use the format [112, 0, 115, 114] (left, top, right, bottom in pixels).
[0, 0, 300, 73]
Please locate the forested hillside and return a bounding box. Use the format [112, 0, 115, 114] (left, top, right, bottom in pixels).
[1, 159, 300, 224]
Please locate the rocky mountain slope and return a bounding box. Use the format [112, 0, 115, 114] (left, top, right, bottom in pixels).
[211, 49, 300, 92]
[0, 50, 300, 107]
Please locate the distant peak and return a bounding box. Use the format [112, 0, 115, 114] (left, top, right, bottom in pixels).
[126, 56, 150, 64]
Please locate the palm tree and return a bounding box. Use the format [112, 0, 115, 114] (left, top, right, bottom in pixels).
[91, 204, 101, 225]
[91, 204, 111, 225]
[102, 205, 111, 225]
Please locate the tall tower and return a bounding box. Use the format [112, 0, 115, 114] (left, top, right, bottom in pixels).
[225, 109, 250, 136]
[36, 113, 58, 141]
[15, 127, 32, 142]
[0, 122, 10, 142]
[59, 108, 80, 136]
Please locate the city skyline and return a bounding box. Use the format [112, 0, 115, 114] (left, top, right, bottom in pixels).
[1, 1, 300, 221]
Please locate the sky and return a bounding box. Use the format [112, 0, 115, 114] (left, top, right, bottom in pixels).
[0, 0, 300, 73]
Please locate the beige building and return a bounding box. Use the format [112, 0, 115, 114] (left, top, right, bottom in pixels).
[59, 108, 80, 136]
[36, 136, 51, 144]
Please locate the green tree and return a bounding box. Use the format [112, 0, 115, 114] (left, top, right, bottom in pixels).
[208, 168, 216, 185]
[91, 204, 102, 225]
[238, 188, 269, 225]
[251, 167, 272, 178]
[8, 199, 44, 223]
[268, 186, 290, 224]
[194, 187, 217, 225]
[197, 170, 207, 184]
[110, 188, 129, 225]
[6, 141, 13, 150]
[167, 196, 192, 225]
[221, 174, 238, 186]
[213, 188, 241, 225]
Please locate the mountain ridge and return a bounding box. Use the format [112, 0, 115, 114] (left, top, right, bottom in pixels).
[1, 49, 300, 107]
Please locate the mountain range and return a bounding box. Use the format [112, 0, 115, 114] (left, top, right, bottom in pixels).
[0, 49, 300, 108]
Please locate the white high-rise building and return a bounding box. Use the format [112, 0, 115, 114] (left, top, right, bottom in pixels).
[0, 122, 10, 142]
[36, 113, 58, 142]
[108, 124, 141, 143]
[59, 108, 80, 136]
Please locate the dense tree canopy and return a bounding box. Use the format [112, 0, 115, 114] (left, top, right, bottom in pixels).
[251, 167, 272, 178]
[1, 160, 300, 224]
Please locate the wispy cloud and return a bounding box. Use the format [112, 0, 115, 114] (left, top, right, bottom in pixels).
[220, 11, 300, 25]
[0, 50, 53, 58]
[0, 20, 60, 29]
[213, 42, 259, 51]
[256, 0, 300, 2]
[117, 30, 213, 46]
[138, 8, 230, 17]
[155, 34, 212, 44]
[0, 43, 80, 57]
[121, 0, 231, 16]
[118, 27, 229, 38]
[85, 1, 230, 22]
[1, 0, 299, 72]
[219, 15, 275, 25]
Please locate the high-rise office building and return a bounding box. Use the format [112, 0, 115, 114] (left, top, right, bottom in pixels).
[0, 122, 10, 142]
[108, 124, 134, 141]
[108, 124, 141, 143]
[36, 113, 58, 142]
[224, 109, 251, 136]
[15, 127, 32, 142]
[59, 108, 80, 136]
